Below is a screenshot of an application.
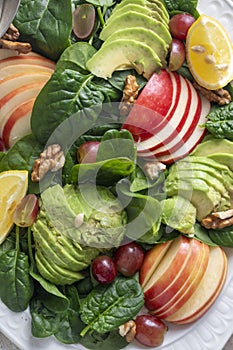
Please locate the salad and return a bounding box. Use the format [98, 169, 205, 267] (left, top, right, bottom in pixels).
[0, 0, 233, 349]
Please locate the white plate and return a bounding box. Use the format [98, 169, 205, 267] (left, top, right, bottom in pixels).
[1, 0, 233, 349]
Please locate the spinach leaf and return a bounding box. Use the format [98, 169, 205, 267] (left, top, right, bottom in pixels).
[205, 102, 233, 140]
[80, 275, 144, 335]
[97, 129, 136, 161]
[0, 134, 44, 193]
[194, 223, 217, 246]
[0, 229, 34, 312]
[116, 179, 162, 244]
[14, 0, 72, 60]
[71, 157, 135, 186]
[80, 329, 128, 350]
[30, 297, 62, 338]
[163, 0, 199, 17]
[31, 43, 122, 145]
[0, 234, 15, 257]
[55, 286, 84, 344]
[87, 0, 115, 7]
[209, 226, 233, 247]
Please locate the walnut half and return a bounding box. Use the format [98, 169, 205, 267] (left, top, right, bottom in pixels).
[201, 209, 233, 229]
[193, 81, 231, 106]
[31, 144, 65, 182]
[119, 75, 140, 117]
[119, 320, 136, 343]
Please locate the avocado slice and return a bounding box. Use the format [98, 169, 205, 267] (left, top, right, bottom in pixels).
[161, 196, 196, 236]
[207, 153, 233, 172]
[165, 179, 223, 221]
[169, 157, 233, 192]
[191, 138, 233, 156]
[112, 0, 170, 23]
[107, 4, 168, 26]
[99, 12, 172, 45]
[86, 38, 162, 79]
[102, 28, 168, 66]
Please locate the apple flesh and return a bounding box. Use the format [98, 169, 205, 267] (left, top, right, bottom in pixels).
[122, 69, 211, 164]
[164, 246, 227, 324]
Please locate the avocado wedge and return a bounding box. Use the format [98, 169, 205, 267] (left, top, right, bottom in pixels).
[112, 0, 170, 23]
[107, 4, 168, 26]
[191, 138, 233, 156]
[100, 12, 172, 45]
[86, 38, 162, 79]
[102, 28, 168, 66]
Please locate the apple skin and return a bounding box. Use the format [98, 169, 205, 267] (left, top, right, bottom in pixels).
[139, 240, 172, 289]
[151, 240, 210, 318]
[165, 246, 227, 324]
[142, 236, 191, 301]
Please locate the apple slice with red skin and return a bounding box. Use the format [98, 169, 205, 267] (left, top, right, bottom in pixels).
[151, 78, 201, 157]
[0, 53, 55, 70]
[0, 64, 54, 79]
[2, 98, 35, 148]
[165, 246, 227, 324]
[152, 240, 210, 317]
[142, 236, 191, 301]
[136, 72, 189, 153]
[139, 240, 172, 289]
[122, 70, 177, 141]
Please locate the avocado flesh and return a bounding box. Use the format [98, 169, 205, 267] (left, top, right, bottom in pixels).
[102, 28, 168, 66]
[86, 39, 162, 79]
[165, 180, 223, 221]
[191, 138, 233, 156]
[207, 153, 233, 172]
[112, 0, 169, 23]
[100, 12, 172, 45]
[161, 196, 196, 235]
[107, 4, 168, 26]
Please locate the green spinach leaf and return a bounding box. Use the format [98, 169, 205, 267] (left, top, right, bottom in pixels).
[80, 275, 144, 335]
[87, 0, 114, 7]
[205, 102, 233, 140]
[163, 0, 199, 17]
[80, 329, 128, 350]
[14, 0, 72, 60]
[194, 223, 217, 246]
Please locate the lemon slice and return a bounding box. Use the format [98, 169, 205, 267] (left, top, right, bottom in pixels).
[186, 14, 233, 90]
[0, 170, 28, 244]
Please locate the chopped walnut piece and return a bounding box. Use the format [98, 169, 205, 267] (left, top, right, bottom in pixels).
[2, 23, 20, 41]
[31, 144, 65, 182]
[0, 38, 32, 54]
[119, 320, 136, 343]
[201, 209, 233, 229]
[143, 161, 166, 181]
[193, 81, 231, 106]
[119, 75, 140, 117]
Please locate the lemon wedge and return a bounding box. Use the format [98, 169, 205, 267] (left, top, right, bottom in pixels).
[186, 14, 233, 90]
[0, 170, 28, 244]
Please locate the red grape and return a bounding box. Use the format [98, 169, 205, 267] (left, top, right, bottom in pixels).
[91, 255, 117, 284]
[169, 13, 196, 40]
[73, 4, 96, 40]
[77, 141, 100, 163]
[168, 38, 186, 71]
[113, 242, 144, 277]
[135, 315, 167, 347]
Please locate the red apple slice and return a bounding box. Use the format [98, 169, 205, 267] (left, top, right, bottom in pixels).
[2, 98, 35, 148]
[152, 79, 201, 157]
[143, 236, 191, 301]
[0, 64, 54, 80]
[0, 72, 51, 99]
[165, 246, 227, 323]
[153, 240, 210, 317]
[0, 55, 55, 70]
[139, 240, 172, 289]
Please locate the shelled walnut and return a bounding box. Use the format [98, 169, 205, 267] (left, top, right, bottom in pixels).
[119, 320, 136, 343]
[193, 81, 231, 106]
[119, 75, 140, 117]
[201, 209, 233, 229]
[0, 23, 32, 54]
[31, 144, 65, 182]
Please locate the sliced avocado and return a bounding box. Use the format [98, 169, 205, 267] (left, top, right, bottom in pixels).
[112, 0, 169, 23]
[165, 179, 223, 221]
[167, 169, 229, 197]
[173, 157, 233, 192]
[207, 153, 233, 172]
[191, 138, 233, 156]
[35, 249, 84, 285]
[102, 28, 168, 66]
[161, 196, 196, 236]
[100, 12, 172, 45]
[86, 39, 162, 79]
[107, 4, 168, 26]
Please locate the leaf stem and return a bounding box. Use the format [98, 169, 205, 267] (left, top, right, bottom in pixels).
[15, 226, 20, 252]
[97, 7, 105, 27]
[27, 227, 35, 266]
